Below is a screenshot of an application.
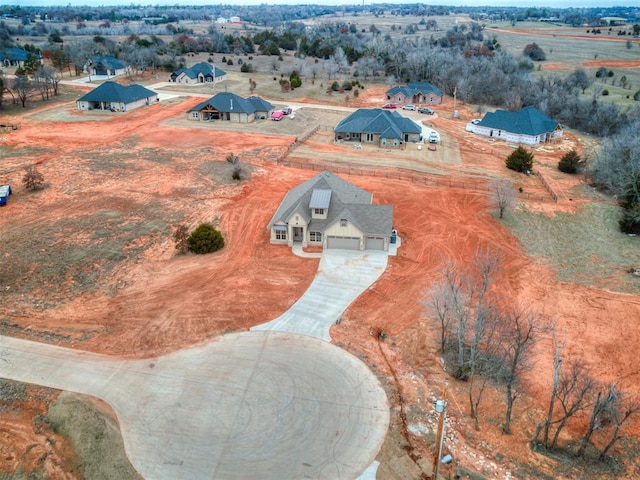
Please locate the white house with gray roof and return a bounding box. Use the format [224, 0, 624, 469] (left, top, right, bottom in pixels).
[187, 92, 274, 123]
[267, 171, 393, 251]
[466, 106, 563, 146]
[334, 108, 422, 148]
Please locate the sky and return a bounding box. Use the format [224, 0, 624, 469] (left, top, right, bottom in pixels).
[10, 0, 637, 8]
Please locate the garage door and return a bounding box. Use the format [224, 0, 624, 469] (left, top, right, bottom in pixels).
[366, 237, 385, 250]
[327, 236, 360, 250]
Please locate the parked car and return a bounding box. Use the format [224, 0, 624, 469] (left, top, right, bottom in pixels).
[281, 107, 293, 115]
[402, 104, 416, 111]
[471, 119, 481, 124]
[418, 107, 434, 115]
[428, 132, 440, 144]
[382, 103, 397, 109]
[271, 110, 284, 121]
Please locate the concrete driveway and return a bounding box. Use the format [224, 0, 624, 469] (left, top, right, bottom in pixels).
[0, 330, 388, 480]
[252, 249, 388, 341]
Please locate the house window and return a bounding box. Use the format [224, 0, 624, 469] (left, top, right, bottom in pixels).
[366, 133, 373, 142]
[314, 208, 324, 215]
[275, 230, 287, 240]
[309, 231, 322, 242]
[191, 112, 199, 119]
[340, 219, 347, 227]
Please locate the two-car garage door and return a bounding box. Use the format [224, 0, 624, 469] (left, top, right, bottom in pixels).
[326, 236, 386, 251]
[326, 236, 360, 250]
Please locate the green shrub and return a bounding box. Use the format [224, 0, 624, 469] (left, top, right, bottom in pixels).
[331, 81, 340, 91]
[602, 89, 610, 96]
[619, 204, 640, 234]
[505, 146, 534, 173]
[188, 223, 225, 254]
[558, 149, 581, 174]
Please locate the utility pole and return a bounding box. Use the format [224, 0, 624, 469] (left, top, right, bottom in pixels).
[452, 86, 458, 118]
[432, 381, 448, 480]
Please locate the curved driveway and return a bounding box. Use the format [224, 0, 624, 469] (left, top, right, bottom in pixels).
[252, 250, 388, 341]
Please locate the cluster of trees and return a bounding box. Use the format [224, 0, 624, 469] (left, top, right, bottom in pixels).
[589, 120, 640, 233]
[425, 249, 638, 460]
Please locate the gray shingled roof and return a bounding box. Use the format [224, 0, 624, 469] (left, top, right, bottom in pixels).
[77, 81, 156, 103]
[171, 62, 227, 80]
[478, 106, 560, 136]
[188, 92, 272, 115]
[91, 56, 126, 70]
[386, 81, 443, 98]
[267, 171, 392, 237]
[334, 109, 421, 139]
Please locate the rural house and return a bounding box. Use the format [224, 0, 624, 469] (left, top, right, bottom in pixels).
[169, 62, 227, 84]
[0, 185, 11, 206]
[0, 47, 38, 67]
[385, 82, 444, 106]
[466, 106, 563, 145]
[85, 56, 130, 77]
[187, 92, 274, 123]
[267, 171, 393, 251]
[334, 109, 422, 148]
[76, 82, 158, 112]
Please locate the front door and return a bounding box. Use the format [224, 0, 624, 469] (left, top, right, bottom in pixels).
[293, 227, 304, 242]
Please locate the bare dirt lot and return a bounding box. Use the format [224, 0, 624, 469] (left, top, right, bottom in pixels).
[1, 84, 639, 479]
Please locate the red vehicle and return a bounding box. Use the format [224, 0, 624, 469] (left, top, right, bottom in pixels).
[382, 103, 397, 109]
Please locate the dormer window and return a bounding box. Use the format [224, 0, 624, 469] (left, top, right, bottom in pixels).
[340, 219, 347, 227]
[314, 208, 324, 215]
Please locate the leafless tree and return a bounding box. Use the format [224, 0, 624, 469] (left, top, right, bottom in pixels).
[598, 393, 640, 460]
[536, 327, 565, 447]
[490, 178, 517, 219]
[548, 360, 596, 449]
[499, 305, 540, 434]
[11, 75, 35, 108]
[173, 225, 189, 254]
[577, 382, 618, 456]
[22, 166, 45, 191]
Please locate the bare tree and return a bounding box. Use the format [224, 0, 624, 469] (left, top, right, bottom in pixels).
[548, 360, 596, 449]
[173, 225, 189, 254]
[11, 74, 35, 108]
[577, 382, 618, 456]
[536, 327, 565, 447]
[598, 393, 640, 460]
[500, 305, 540, 434]
[423, 280, 452, 353]
[490, 178, 517, 219]
[22, 166, 45, 191]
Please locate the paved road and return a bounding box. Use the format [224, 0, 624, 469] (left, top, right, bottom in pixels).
[0, 331, 389, 480]
[252, 250, 388, 341]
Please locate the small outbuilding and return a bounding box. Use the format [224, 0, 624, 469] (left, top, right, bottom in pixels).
[76, 81, 158, 112]
[0, 184, 11, 206]
[267, 171, 393, 251]
[466, 106, 563, 146]
[187, 92, 274, 123]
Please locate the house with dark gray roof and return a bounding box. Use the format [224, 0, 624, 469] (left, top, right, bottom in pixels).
[334, 108, 422, 148]
[85, 56, 129, 77]
[170, 62, 227, 84]
[386, 82, 444, 106]
[466, 106, 563, 146]
[267, 171, 393, 251]
[187, 92, 274, 123]
[76, 81, 158, 112]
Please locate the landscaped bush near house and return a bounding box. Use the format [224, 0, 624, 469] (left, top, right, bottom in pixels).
[506, 146, 534, 173]
[558, 149, 582, 174]
[188, 223, 225, 254]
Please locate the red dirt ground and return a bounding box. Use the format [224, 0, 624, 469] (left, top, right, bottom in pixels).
[1, 87, 639, 479]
